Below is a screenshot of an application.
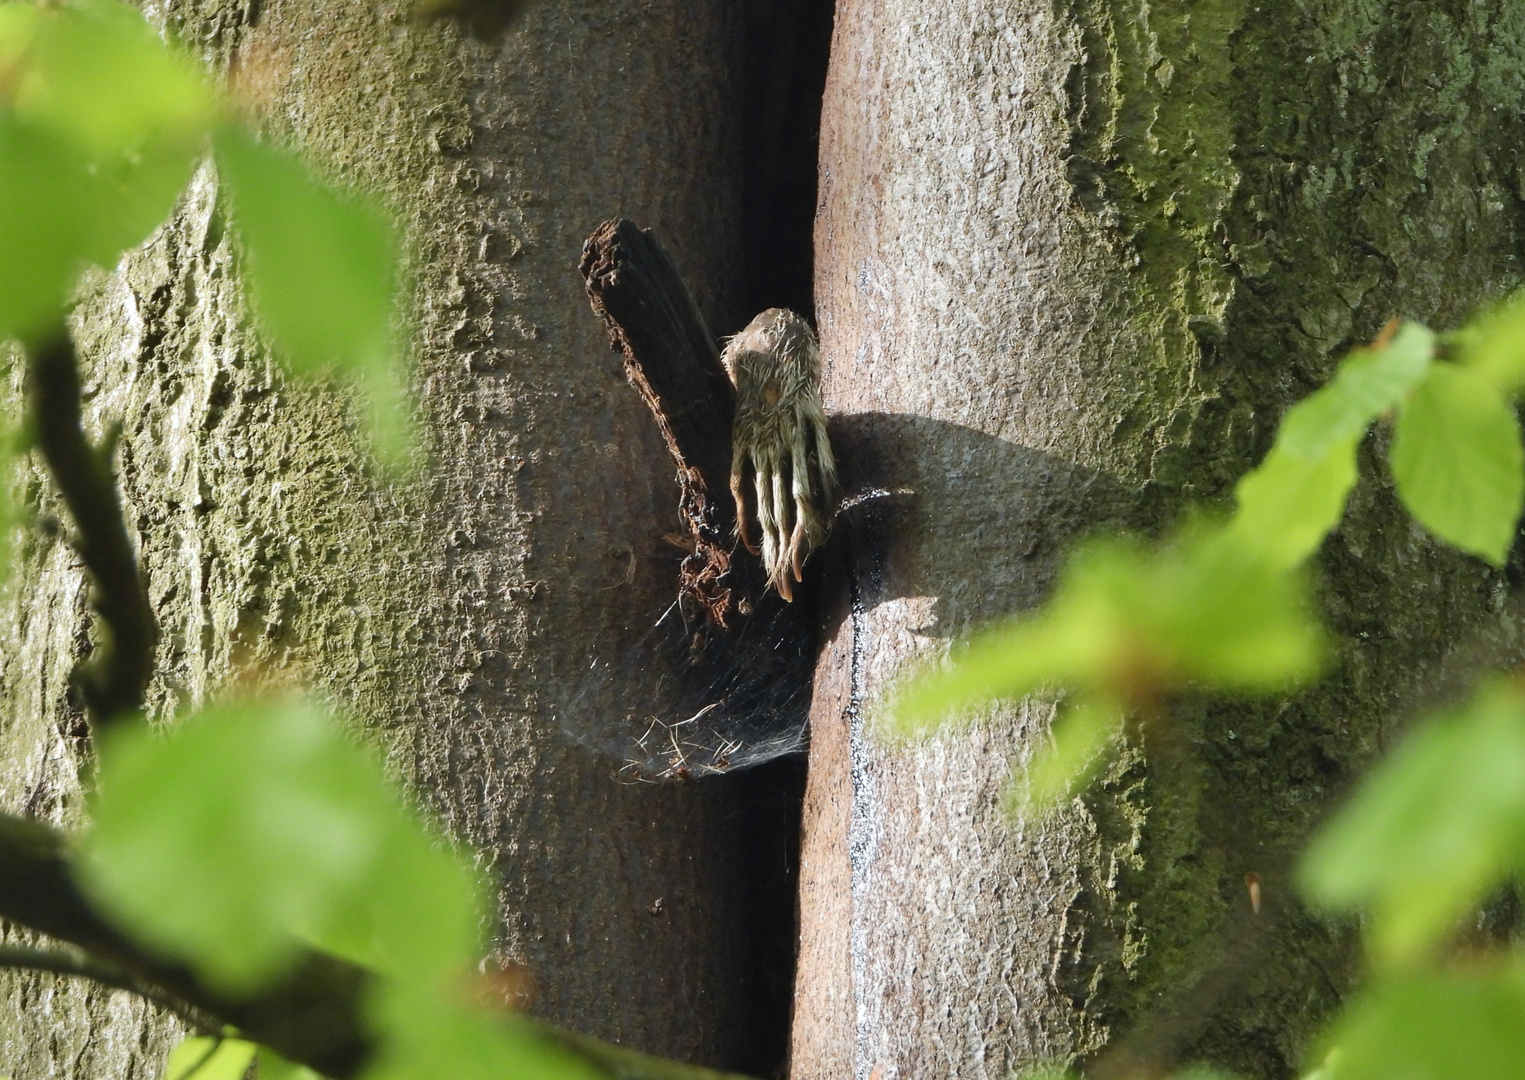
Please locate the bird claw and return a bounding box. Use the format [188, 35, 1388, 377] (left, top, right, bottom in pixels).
[723, 309, 838, 601]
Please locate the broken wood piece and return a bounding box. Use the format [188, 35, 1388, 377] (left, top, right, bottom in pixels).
[579, 218, 740, 627]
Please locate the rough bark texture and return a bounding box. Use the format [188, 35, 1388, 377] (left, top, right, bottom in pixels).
[795, 2, 1525, 1078]
[0, 2, 796, 1076]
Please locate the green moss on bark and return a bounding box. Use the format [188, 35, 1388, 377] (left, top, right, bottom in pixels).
[1051, 3, 1525, 1073]
[1, 2, 780, 1077]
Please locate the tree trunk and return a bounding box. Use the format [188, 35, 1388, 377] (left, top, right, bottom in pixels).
[794, 2, 1525, 1077]
[0, 2, 796, 1076]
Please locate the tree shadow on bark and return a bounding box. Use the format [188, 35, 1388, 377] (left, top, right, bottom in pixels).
[813, 411, 1366, 1078]
[827, 410, 1143, 635]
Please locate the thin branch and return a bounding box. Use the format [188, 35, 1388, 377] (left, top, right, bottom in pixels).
[528, 1019, 761, 1080]
[3, 256, 768, 1080]
[26, 333, 158, 732]
[0, 811, 370, 1077]
[0, 812, 759, 1080]
[0, 944, 219, 1034]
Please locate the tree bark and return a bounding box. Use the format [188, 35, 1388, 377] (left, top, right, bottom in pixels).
[794, 2, 1525, 1077]
[0, 2, 796, 1076]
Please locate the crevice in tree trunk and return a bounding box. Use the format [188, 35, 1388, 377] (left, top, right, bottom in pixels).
[741, 0, 835, 324]
[726, 3, 834, 1076]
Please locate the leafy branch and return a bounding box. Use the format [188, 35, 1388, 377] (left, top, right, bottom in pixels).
[0, 809, 371, 1075]
[900, 304, 1525, 1080]
[0, 944, 218, 1034]
[26, 334, 157, 731]
[887, 319, 1525, 807]
[0, 808, 757, 1080]
[0, 4, 767, 1079]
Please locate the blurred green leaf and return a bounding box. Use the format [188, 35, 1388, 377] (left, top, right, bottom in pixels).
[312, 809, 481, 982]
[1390, 363, 1524, 565]
[1226, 436, 1360, 570]
[256, 1046, 325, 1080]
[885, 530, 1323, 734]
[0, 117, 98, 338]
[884, 328, 1434, 736]
[362, 984, 600, 1080]
[79, 700, 483, 993]
[1278, 323, 1434, 459]
[214, 128, 408, 457]
[883, 572, 1123, 734]
[1160, 528, 1325, 690]
[0, 0, 212, 157]
[81, 700, 398, 991]
[1226, 323, 1433, 569]
[1, 0, 211, 262]
[164, 1037, 257, 1080]
[1003, 696, 1121, 816]
[79, 139, 204, 267]
[0, 0, 214, 337]
[1299, 681, 1525, 966]
[1314, 971, 1525, 1080]
[1458, 290, 1525, 395]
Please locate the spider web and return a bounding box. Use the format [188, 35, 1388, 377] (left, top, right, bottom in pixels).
[549, 553, 818, 781]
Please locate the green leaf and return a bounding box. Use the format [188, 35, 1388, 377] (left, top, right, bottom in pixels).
[1226, 436, 1360, 570]
[1278, 323, 1434, 459]
[214, 128, 408, 457]
[255, 1047, 325, 1080]
[1224, 323, 1434, 569]
[0, 0, 211, 269]
[883, 330, 1438, 741]
[1458, 290, 1525, 395]
[0, 0, 213, 337]
[1154, 527, 1325, 690]
[363, 984, 600, 1080]
[1390, 363, 1525, 565]
[0, 117, 98, 339]
[79, 700, 483, 993]
[311, 813, 481, 982]
[1, 0, 212, 157]
[1003, 696, 1121, 816]
[882, 579, 1124, 734]
[164, 1037, 257, 1080]
[1225, 323, 1434, 569]
[884, 529, 1323, 732]
[1299, 681, 1525, 966]
[1315, 972, 1525, 1080]
[81, 701, 398, 991]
